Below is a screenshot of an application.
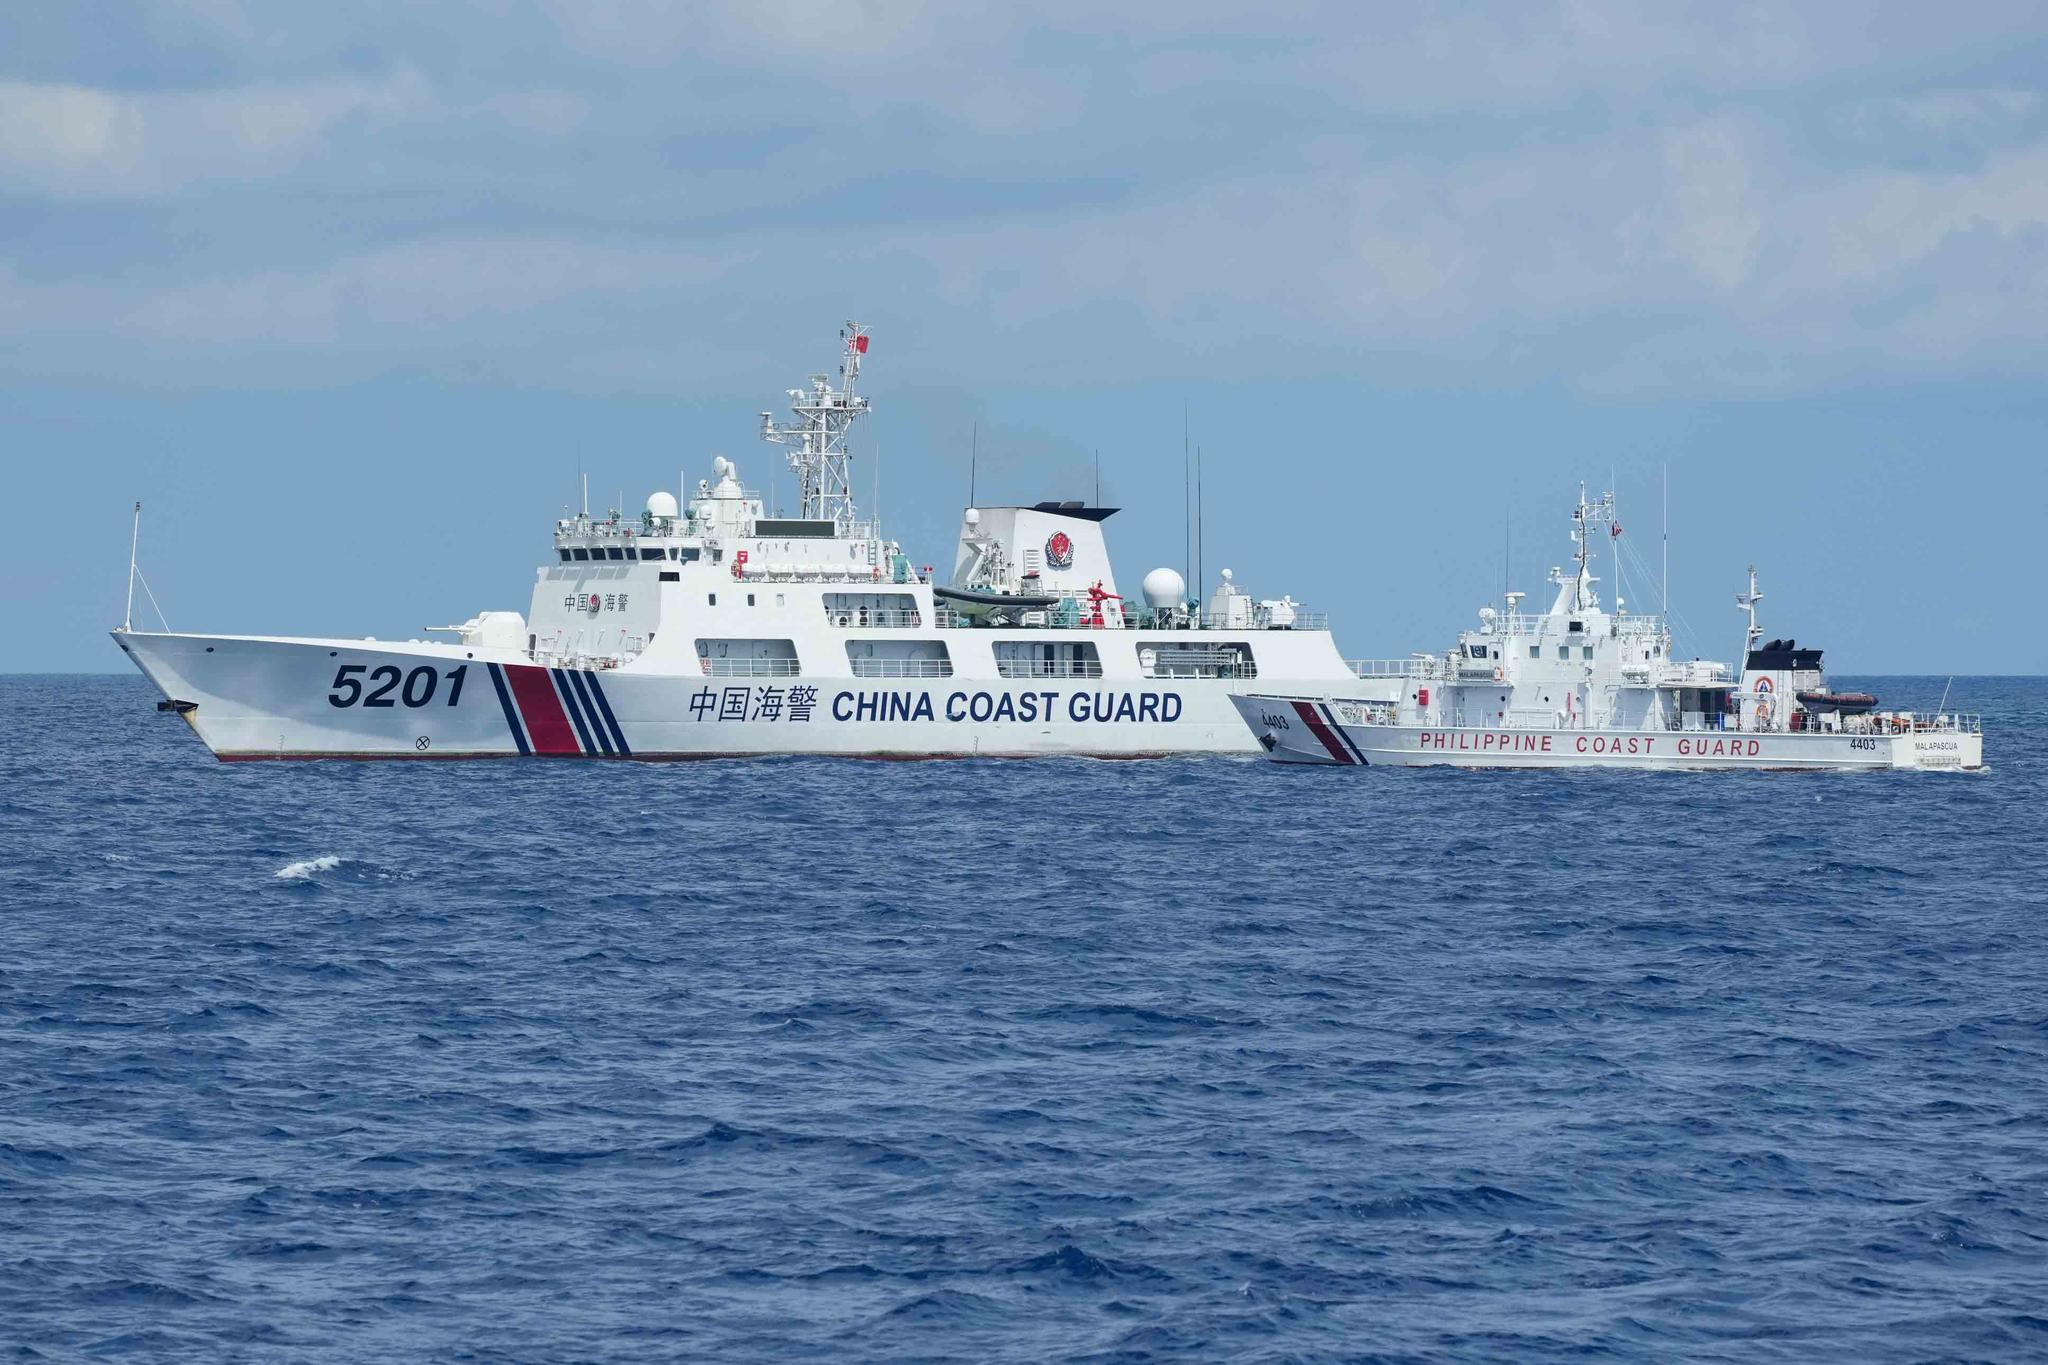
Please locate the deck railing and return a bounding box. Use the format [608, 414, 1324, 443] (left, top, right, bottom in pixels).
[699, 658, 803, 677]
[824, 607, 924, 628]
[848, 659, 953, 678]
[1347, 659, 1441, 679]
[994, 660, 1105, 679]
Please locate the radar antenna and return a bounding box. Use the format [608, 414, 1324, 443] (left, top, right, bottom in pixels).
[761, 322, 870, 533]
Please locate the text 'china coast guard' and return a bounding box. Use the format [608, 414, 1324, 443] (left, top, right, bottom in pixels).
[113, 324, 1385, 759]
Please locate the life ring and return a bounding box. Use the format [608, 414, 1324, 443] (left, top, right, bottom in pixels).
[1493, 665, 1505, 683]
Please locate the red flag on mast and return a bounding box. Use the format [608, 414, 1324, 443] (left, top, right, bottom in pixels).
[851, 333, 869, 354]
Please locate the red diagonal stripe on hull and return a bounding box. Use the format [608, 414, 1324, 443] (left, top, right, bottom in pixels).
[1292, 700, 1354, 764]
[504, 664, 582, 755]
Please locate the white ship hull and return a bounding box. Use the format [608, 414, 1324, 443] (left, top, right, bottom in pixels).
[118, 631, 1394, 760]
[1233, 697, 1984, 772]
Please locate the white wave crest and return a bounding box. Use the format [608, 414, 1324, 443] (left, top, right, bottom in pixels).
[274, 855, 344, 881]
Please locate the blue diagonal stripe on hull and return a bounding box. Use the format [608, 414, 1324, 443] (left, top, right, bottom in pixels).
[487, 663, 531, 755]
[584, 674, 631, 756]
[550, 669, 596, 754]
[567, 670, 614, 757]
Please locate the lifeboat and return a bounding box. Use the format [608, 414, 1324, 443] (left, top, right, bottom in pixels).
[1797, 689, 1878, 715]
[933, 584, 1058, 621]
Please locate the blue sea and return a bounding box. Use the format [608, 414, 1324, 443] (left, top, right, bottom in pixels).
[2, 673, 2044, 1362]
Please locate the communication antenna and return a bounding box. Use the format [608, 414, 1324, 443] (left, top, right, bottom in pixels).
[1182, 401, 1191, 593]
[1661, 462, 1669, 623]
[1094, 450, 1100, 507]
[761, 321, 871, 532]
[969, 422, 978, 506]
[1612, 464, 1623, 612]
[1196, 445, 1205, 607]
[1736, 565, 1764, 664]
[121, 499, 170, 632]
[124, 501, 141, 631]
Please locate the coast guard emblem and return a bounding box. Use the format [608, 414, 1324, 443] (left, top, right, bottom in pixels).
[1045, 530, 1075, 569]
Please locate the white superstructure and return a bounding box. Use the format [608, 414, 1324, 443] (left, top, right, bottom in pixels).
[1234, 486, 1983, 772]
[114, 325, 1390, 760]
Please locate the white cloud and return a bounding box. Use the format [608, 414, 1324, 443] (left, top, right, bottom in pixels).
[0, 75, 429, 199]
[1662, 122, 1763, 291]
[110, 237, 746, 345]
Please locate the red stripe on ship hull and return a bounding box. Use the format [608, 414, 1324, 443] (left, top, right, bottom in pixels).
[1292, 700, 1355, 764]
[504, 664, 583, 754]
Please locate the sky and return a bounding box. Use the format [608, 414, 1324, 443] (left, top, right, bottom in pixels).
[4, 1, 2045, 674]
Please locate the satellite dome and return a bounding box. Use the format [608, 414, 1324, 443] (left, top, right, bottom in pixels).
[646, 490, 679, 519]
[713, 456, 732, 478]
[1141, 566, 1187, 609]
[964, 507, 981, 526]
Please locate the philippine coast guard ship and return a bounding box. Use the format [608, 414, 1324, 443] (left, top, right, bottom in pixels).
[1234, 487, 1983, 771]
[114, 325, 1385, 759]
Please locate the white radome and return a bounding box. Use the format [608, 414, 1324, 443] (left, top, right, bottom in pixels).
[1142, 567, 1186, 609]
[646, 490, 680, 519]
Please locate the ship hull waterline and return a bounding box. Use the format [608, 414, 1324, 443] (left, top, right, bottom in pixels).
[116, 630, 1397, 760]
[1233, 696, 1983, 772]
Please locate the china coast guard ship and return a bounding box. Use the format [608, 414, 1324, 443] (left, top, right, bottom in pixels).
[115, 325, 1385, 759]
[1233, 487, 1983, 771]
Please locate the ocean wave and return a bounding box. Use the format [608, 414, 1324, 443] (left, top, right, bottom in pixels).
[272, 854, 343, 881]
[7, 672, 2046, 1363]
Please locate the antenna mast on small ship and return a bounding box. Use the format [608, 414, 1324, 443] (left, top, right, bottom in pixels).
[1569, 482, 1616, 610]
[761, 321, 871, 533]
[1737, 566, 1764, 661]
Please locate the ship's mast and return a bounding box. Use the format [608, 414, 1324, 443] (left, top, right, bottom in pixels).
[1569, 483, 1616, 611]
[1736, 565, 1764, 661]
[761, 321, 870, 533]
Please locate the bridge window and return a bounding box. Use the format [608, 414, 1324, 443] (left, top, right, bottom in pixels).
[1139, 641, 1255, 679]
[846, 639, 952, 678]
[696, 638, 801, 677]
[640, 547, 663, 561]
[607, 547, 627, 561]
[559, 550, 572, 563]
[994, 640, 1101, 679]
[571, 548, 590, 561]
